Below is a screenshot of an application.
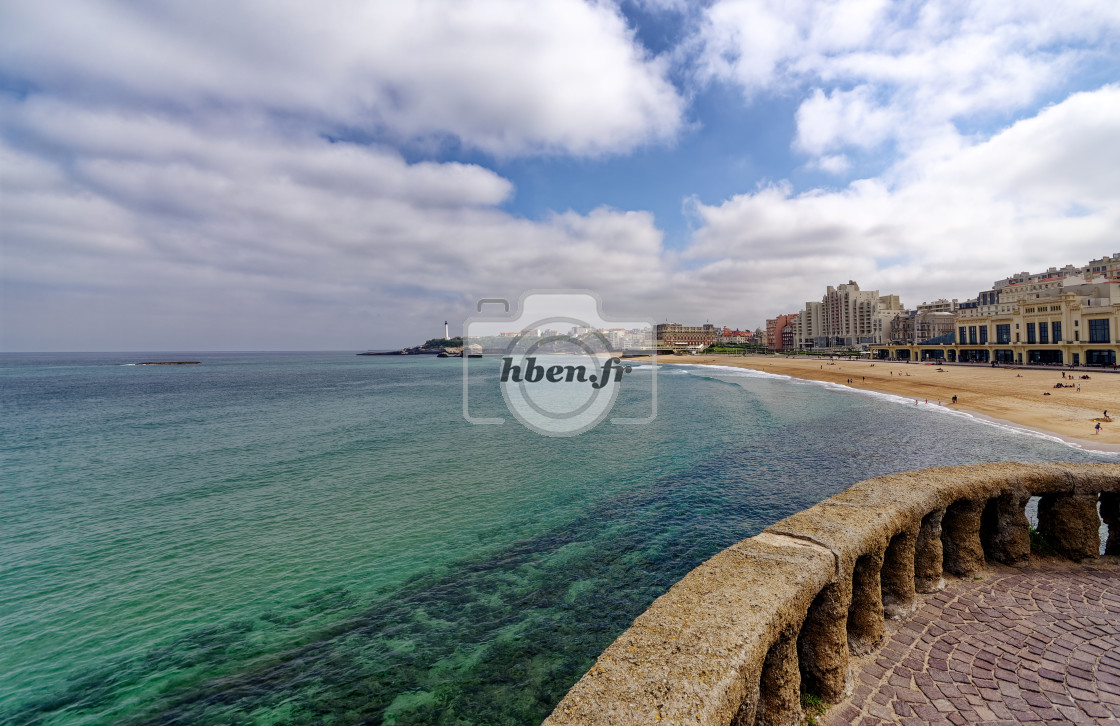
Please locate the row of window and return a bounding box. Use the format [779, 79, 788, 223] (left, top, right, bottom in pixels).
[1025, 321, 1061, 344]
[960, 319, 1111, 344]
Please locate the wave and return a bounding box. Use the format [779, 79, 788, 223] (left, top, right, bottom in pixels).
[673, 363, 1119, 455]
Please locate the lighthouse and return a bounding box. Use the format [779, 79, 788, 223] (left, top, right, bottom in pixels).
[444, 321, 449, 340]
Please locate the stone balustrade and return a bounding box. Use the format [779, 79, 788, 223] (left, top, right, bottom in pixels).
[543, 462, 1120, 726]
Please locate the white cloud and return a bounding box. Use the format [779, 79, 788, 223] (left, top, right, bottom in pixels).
[695, 0, 1120, 162]
[2, 1, 1118, 351]
[813, 154, 851, 174]
[0, 101, 684, 349]
[5, 85, 1119, 348]
[0, 0, 684, 157]
[683, 85, 1120, 318]
[794, 86, 897, 155]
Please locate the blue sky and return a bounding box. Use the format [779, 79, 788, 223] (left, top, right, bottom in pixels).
[2, 1, 1119, 350]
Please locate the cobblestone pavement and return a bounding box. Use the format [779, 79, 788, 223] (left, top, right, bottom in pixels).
[824, 558, 1120, 725]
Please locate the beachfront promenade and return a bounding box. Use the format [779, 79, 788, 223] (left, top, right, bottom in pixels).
[543, 463, 1119, 725]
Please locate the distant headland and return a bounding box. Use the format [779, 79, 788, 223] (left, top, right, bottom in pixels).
[358, 337, 469, 357]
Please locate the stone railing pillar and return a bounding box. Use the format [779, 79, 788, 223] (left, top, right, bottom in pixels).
[881, 527, 918, 619]
[755, 628, 801, 726]
[914, 508, 944, 592]
[797, 581, 851, 703]
[847, 552, 884, 655]
[1102, 492, 1119, 556]
[941, 499, 985, 576]
[981, 490, 1031, 564]
[1039, 493, 1101, 562]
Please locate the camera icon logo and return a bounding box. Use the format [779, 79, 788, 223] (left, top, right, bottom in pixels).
[463, 291, 656, 436]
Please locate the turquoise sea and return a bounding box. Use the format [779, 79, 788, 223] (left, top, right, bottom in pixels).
[1, 352, 1113, 725]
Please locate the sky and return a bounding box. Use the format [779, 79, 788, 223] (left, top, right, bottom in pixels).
[2, 0, 1119, 351]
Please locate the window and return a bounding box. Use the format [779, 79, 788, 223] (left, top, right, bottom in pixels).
[959, 326, 967, 343]
[1089, 318, 1110, 343]
[1039, 323, 1048, 344]
[996, 324, 1011, 343]
[1027, 322, 1036, 344]
[1052, 321, 1061, 344]
[979, 326, 988, 344]
[1088, 350, 1116, 366]
[969, 326, 978, 344]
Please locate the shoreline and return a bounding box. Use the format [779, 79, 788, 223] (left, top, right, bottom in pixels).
[643, 354, 1120, 454]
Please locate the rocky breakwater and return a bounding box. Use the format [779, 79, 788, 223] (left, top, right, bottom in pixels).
[543, 462, 1120, 726]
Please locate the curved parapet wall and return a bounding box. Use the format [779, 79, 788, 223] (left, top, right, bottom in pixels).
[543, 462, 1120, 726]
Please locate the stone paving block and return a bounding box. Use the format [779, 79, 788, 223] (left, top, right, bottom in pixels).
[932, 698, 955, 712]
[863, 662, 886, 679]
[998, 681, 1021, 697]
[987, 701, 1015, 720]
[1037, 667, 1064, 682]
[866, 701, 893, 720]
[1080, 701, 1110, 718]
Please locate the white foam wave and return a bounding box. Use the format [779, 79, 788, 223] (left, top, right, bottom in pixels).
[671, 363, 1119, 455]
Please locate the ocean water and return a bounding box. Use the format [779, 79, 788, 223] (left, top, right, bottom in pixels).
[0, 352, 1113, 725]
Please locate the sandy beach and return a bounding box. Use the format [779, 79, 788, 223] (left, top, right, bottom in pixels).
[651, 355, 1120, 453]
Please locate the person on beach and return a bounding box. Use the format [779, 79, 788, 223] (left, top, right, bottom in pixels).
[952, 395, 957, 404]
[1096, 422, 1102, 435]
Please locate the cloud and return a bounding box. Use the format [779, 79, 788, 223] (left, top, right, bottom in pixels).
[695, 0, 1120, 161]
[683, 85, 1120, 317]
[4, 84, 1118, 348]
[794, 85, 897, 155]
[2, 1, 1117, 351]
[0, 99, 683, 349]
[0, 0, 684, 157]
[0, 0, 693, 350]
[813, 154, 851, 175]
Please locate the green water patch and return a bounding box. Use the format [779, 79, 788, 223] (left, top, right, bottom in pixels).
[6, 450, 769, 725]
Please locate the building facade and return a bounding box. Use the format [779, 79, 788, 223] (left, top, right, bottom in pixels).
[888, 300, 958, 345]
[872, 276, 1120, 365]
[793, 281, 904, 349]
[765, 313, 798, 351]
[655, 323, 719, 350]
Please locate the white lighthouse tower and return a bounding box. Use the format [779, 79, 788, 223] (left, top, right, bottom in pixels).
[444, 321, 449, 340]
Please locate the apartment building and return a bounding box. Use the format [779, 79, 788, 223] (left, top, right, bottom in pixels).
[888, 300, 959, 345]
[793, 281, 904, 349]
[765, 313, 798, 351]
